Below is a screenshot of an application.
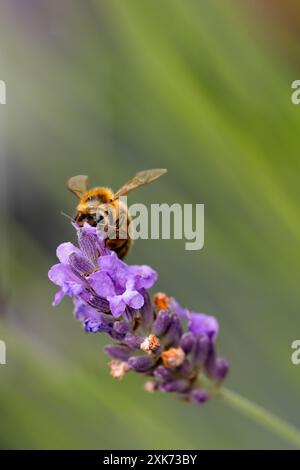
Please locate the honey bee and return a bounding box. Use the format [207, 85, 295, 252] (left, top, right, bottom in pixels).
[67, 169, 167, 259]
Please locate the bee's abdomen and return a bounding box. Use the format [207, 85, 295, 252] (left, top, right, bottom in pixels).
[106, 238, 132, 260]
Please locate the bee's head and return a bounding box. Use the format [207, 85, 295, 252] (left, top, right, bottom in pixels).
[76, 187, 114, 213]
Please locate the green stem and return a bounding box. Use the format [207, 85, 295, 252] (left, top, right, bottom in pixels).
[219, 387, 300, 448]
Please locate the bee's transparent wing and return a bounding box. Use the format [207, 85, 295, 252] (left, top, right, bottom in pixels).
[113, 169, 167, 200]
[66, 175, 89, 198]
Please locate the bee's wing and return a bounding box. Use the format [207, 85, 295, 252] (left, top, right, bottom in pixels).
[66, 175, 89, 198]
[112, 169, 167, 200]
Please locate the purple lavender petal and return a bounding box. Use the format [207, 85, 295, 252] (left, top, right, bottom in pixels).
[84, 318, 112, 333]
[87, 294, 110, 313]
[48, 264, 84, 305]
[69, 252, 94, 276]
[98, 253, 129, 290]
[88, 271, 116, 298]
[108, 295, 127, 318]
[52, 289, 65, 306]
[169, 298, 190, 319]
[77, 226, 98, 267]
[56, 242, 81, 263]
[130, 265, 158, 290]
[122, 288, 144, 310]
[74, 299, 99, 321]
[188, 313, 219, 341]
[48, 263, 82, 286]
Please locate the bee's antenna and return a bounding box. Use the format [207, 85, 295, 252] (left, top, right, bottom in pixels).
[61, 211, 74, 221]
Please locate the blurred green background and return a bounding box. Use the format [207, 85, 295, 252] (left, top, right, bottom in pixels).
[0, 0, 300, 450]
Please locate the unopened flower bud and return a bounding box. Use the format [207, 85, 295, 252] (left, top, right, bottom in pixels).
[190, 388, 209, 404]
[154, 365, 173, 381]
[180, 332, 195, 354]
[212, 357, 230, 381]
[128, 355, 154, 372]
[193, 334, 210, 366]
[124, 333, 143, 350]
[153, 310, 171, 336]
[159, 379, 190, 393]
[113, 321, 129, 336]
[104, 345, 131, 360]
[164, 315, 183, 346]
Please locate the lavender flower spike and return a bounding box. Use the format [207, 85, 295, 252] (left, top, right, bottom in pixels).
[49, 224, 229, 404]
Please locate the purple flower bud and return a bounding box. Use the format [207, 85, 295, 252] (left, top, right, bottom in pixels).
[153, 310, 171, 336]
[154, 365, 173, 381]
[104, 345, 131, 360]
[127, 355, 154, 372]
[139, 290, 154, 327]
[124, 333, 143, 350]
[113, 321, 129, 336]
[177, 359, 193, 376]
[190, 388, 209, 404]
[159, 379, 190, 393]
[192, 334, 210, 366]
[109, 330, 126, 341]
[165, 315, 183, 346]
[204, 342, 217, 376]
[211, 357, 230, 381]
[180, 332, 195, 354]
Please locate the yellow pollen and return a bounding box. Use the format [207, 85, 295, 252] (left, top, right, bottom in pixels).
[140, 334, 160, 354]
[108, 359, 129, 380]
[161, 347, 185, 368]
[144, 381, 157, 393]
[153, 292, 170, 311]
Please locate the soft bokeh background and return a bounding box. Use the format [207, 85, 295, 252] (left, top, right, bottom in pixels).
[0, 0, 300, 450]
